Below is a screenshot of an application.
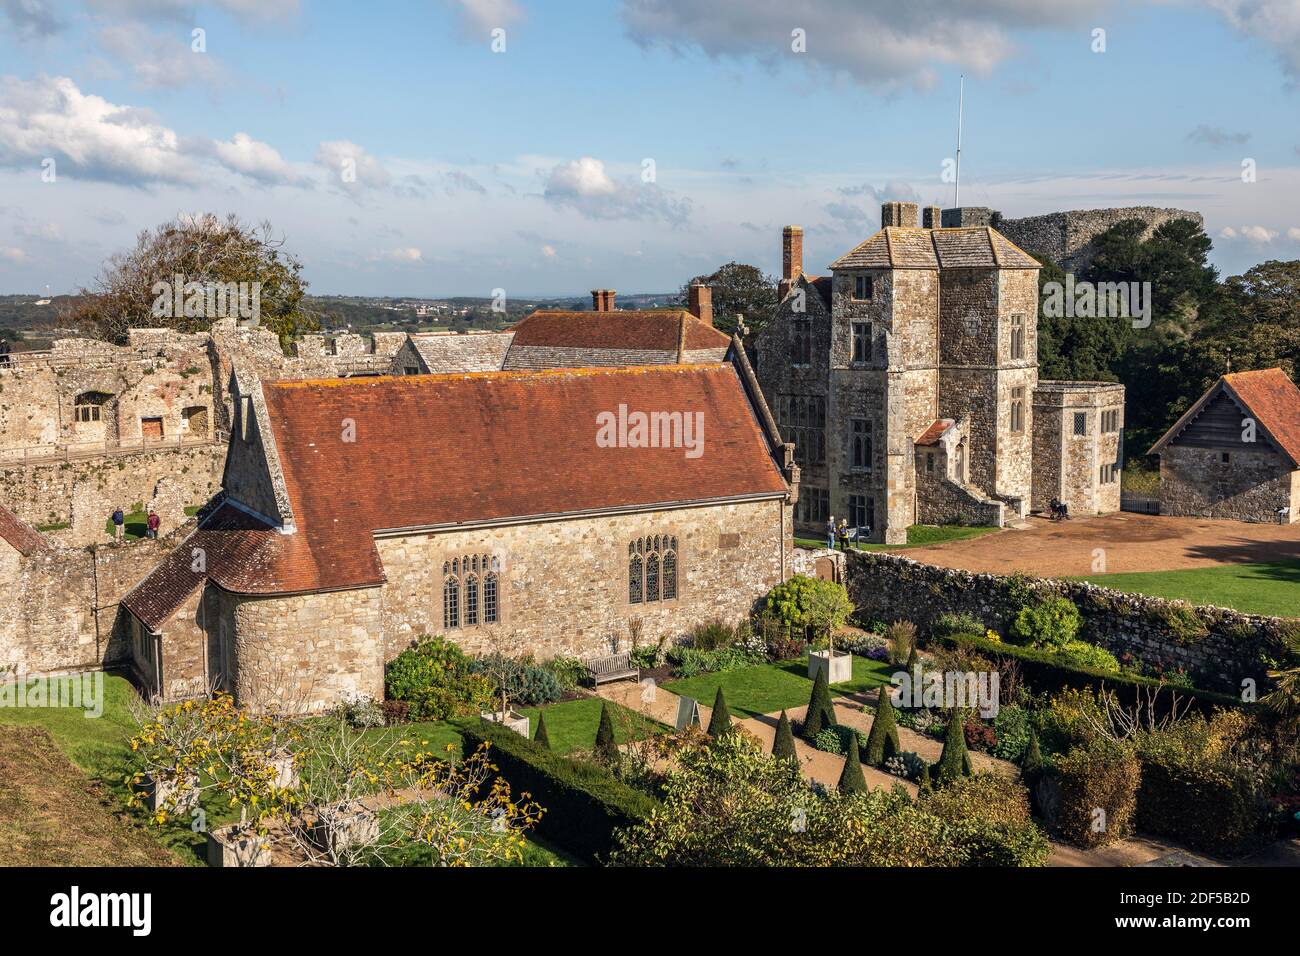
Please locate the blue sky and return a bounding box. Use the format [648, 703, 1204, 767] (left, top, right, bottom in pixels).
[1, 0, 1298, 297]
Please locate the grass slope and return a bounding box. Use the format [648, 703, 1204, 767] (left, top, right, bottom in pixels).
[1080, 560, 1300, 619]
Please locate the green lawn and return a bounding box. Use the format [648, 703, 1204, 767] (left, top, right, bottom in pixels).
[796, 523, 999, 553]
[1080, 560, 1300, 619]
[518, 696, 666, 755]
[105, 509, 148, 541]
[664, 655, 893, 720]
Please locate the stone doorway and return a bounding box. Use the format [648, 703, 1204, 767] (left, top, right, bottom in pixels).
[141, 417, 164, 442]
[182, 405, 209, 439]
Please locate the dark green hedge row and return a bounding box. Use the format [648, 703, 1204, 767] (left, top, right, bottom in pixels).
[456, 719, 659, 864]
[933, 634, 1243, 714]
[1135, 757, 1261, 857]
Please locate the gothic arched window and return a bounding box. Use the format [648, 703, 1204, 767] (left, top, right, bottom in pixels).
[628, 534, 677, 604]
[464, 573, 479, 626]
[443, 575, 459, 630]
[663, 538, 678, 600]
[646, 552, 660, 602]
[484, 571, 498, 623]
[629, 545, 643, 604]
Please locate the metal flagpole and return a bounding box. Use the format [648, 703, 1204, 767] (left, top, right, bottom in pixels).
[955, 74, 964, 208]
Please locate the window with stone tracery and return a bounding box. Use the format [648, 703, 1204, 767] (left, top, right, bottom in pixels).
[443, 554, 501, 628]
[629, 535, 677, 604]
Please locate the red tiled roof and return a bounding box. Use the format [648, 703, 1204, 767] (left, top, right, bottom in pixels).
[0, 504, 50, 556]
[126, 364, 788, 625]
[915, 419, 954, 446]
[1149, 367, 1300, 466]
[510, 310, 729, 351]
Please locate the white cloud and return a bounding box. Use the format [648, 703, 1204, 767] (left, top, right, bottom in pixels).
[314, 139, 392, 192]
[1288, 227, 1300, 241]
[621, 0, 1113, 90]
[0, 74, 202, 185]
[86, 0, 300, 22]
[1186, 124, 1250, 146]
[96, 23, 225, 90]
[1219, 224, 1278, 243]
[209, 132, 308, 186]
[446, 0, 523, 33]
[1204, 0, 1300, 81]
[371, 246, 424, 263]
[1, 0, 63, 37]
[0, 245, 29, 262]
[543, 156, 691, 225]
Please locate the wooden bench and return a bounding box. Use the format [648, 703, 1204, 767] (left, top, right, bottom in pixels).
[585, 652, 640, 687]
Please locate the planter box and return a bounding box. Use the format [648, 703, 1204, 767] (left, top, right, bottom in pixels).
[808, 649, 853, 685]
[481, 709, 530, 739]
[308, 801, 380, 857]
[206, 824, 271, 868]
[140, 773, 200, 815]
[269, 750, 299, 790]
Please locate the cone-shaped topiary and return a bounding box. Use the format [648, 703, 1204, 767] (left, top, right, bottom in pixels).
[594, 701, 619, 764]
[934, 710, 972, 785]
[838, 733, 867, 794]
[905, 643, 918, 672]
[802, 667, 837, 740]
[918, 762, 932, 791]
[772, 709, 797, 761]
[863, 688, 901, 767]
[534, 711, 552, 750]
[1022, 725, 1044, 778]
[706, 687, 733, 738]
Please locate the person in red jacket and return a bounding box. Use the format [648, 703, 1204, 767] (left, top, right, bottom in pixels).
[146, 511, 161, 539]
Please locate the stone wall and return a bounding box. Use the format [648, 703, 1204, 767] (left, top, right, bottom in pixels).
[0, 532, 183, 676]
[845, 550, 1290, 691]
[1159, 444, 1297, 523]
[997, 207, 1204, 272]
[374, 498, 789, 663]
[0, 444, 223, 545]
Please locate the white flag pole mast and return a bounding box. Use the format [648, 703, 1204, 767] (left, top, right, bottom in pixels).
[955, 74, 964, 208]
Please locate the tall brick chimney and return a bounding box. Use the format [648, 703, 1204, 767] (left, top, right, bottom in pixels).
[779, 225, 803, 299]
[590, 289, 616, 312]
[881, 201, 919, 228]
[688, 282, 713, 327]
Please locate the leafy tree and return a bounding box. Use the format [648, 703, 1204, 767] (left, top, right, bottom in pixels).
[62, 213, 318, 348]
[864, 689, 901, 766]
[838, 734, 867, 794]
[678, 261, 778, 337]
[934, 710, 973, 785]
[1009, 596, 1081, 650]
[772, 709, 797, 761]
[595, 702, 619, 765]
[706, 687, 733, 738]
[534, 712, 552, 750]
[762, 575, 854, 646]
[801, 668, 837, 740]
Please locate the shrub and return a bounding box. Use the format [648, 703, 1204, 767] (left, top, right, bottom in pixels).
[534, 712, 552, 750]
[385, 636, 495, 721]
[772, 710, 797, 761]
[668, 645, 763, 679]
[337, 694, 385, 729]
[1009, 596, 1081, 650]
[836, 630, 889, 660]
[1055, 640, 1121, 673]
[546, 656, 588, 692]
[706, 688, 733, 738]
[802, 668, 837, 740]
[762, 575, 853, 643]
[690, 618, 736, 651]
[380, 699, 410, 725]
[468, 654, 564, 707]
[1147, 601, 1210, 645]
[963, 717, 997, 753]
[595, 702, 619, 765]
[934, 710, 973, 784]
[921, 773, 1050, 867]
[864, 690, 900, 767]
[1053, 738, 1141, 848]
[838, 735, 867, 794]
[458, 719, 658, 863]
[991, 705, 1033, 763]
[883, 750, 927, 782]
[812, 726, 845, 755]
[932, 611, 985, 640]
[885, 620, 917, 665]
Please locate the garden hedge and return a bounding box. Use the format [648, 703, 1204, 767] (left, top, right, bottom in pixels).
[457, 719, 660, 864]
[1134, 756, 1261, 857]
[933, 633, 1242, 714]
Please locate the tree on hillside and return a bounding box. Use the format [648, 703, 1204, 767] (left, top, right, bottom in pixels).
[62, 213, 317, 348]
[678, 261, 778, 337]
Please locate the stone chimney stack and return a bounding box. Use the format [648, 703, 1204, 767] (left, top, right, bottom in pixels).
[688, 282, 713, 327]
[779, 225, 803, 299]
[881, 201, 919, 228]
[590, 289, 616, 312]
[922, 205, 942, 229]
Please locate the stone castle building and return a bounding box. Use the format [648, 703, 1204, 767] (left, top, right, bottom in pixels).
[120, 328, 798, 708]
[755, 201, 1125, 544]
[1150, 367, 1300, 523]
